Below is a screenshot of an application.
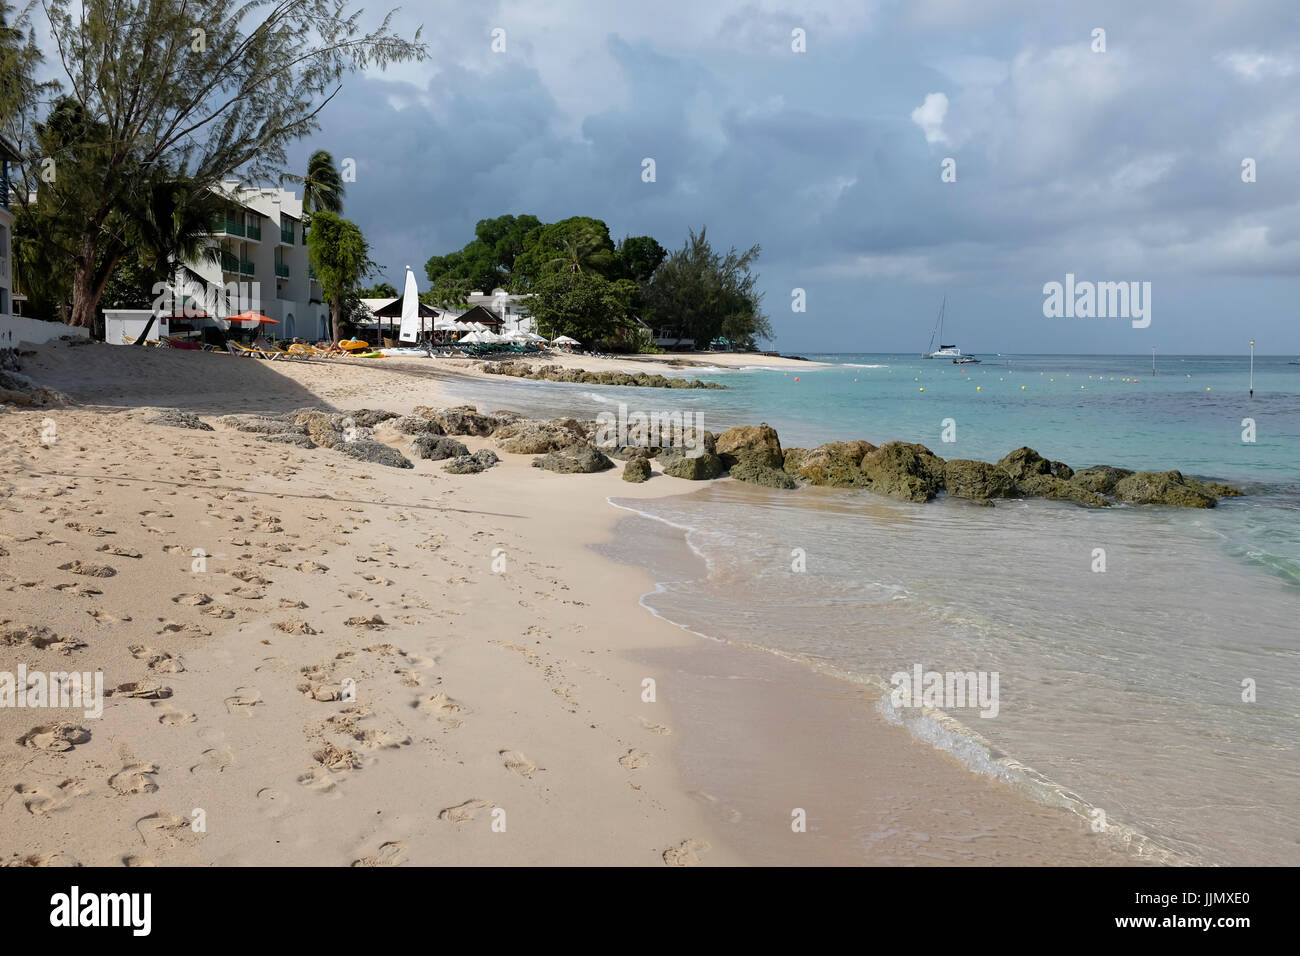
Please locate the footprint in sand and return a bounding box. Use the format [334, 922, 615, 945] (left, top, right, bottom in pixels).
[274, 619, 318, 635]
[122, 856, 156, 867]
[16, 723, 91, 752]
[13, 778, 86, 815]
[344, 589, 372, 602]
[96, 545, 141, 558]
[415, 692, 467, 727]
[87, 609, 132, 624]
[224, 689, 263, 716]
[109, 763, 159, 795]
[618, 749, 650, 770]
[353, 729, 411, 751]
[438, 798, 493, 823]
[152, 703, 196, 726]
[296, 561, 328, 573]
[134, 811, 192, 850]
[311, 743, 364, 772]
[57, 561, 116, 577]
[189, 746, 235, 775]
[662, 839, 711, 867]
[171, 592, 212, 606]
[296, 767, 340, 796]
[110, 680, 172, 700]
[641, 720, 672, 736]
[344, 615, 387, 630]
[128, 645, 184, 673]
[500, 750, 537, 777]
[352, 841, 409, 867]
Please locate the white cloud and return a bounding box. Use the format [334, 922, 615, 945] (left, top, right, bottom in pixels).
[1217, 50, 1300, 82]
[910, 92, 950, 145]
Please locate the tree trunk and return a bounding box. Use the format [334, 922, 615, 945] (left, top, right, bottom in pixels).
[330, 297, 341, 343]
[69, 234, 99, 329]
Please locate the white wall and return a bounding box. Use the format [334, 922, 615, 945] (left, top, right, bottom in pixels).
[1, 314, 90, 348]
[103, 309, 163, 345]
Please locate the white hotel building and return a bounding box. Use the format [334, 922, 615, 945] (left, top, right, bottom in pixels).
[177, 179, 330, 340]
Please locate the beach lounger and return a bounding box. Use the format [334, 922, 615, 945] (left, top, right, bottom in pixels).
[225, 341, 282, 360]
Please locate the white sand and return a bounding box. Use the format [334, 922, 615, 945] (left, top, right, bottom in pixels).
[0, 342, 1140, 865]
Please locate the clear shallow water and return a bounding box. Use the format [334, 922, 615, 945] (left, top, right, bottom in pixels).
[446, 354, 1300, 864]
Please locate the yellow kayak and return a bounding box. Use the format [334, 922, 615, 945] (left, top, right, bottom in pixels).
[337, 339, 369, 351]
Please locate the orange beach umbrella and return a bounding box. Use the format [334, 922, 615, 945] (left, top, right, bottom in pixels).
[230, 311, 278, 325]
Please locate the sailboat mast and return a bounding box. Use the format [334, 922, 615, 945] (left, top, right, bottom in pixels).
[926, 295, 946, 356]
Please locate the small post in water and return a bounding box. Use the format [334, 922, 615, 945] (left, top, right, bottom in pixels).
[1249, 339, 1255, 398]
[1151, 345, 1156, 376]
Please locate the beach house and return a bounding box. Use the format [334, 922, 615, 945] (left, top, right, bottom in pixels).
[466, 289, 535, 334]
[174, 180, 331, 340]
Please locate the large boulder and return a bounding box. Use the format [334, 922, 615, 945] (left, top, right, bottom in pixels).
[335, 440, 413, 469]
[1113, 471, 1216, 508]
[729, 456, 798, 489]
[495, 418, 588, 455]
[622, 458, 652, 483]
[410, 435, 469, 461]
[790, 440, 876, 487]
[381, 415, 445, 436]
[1018, 474, 1110, 507]
[414, 404, 498, 437]
[715, 424, 783, 467]
[943, 459, 1018, 502]
[996, 446, 1074, 481]
[660, 450, 726, 481]
[347, 408, 400, 428]
[1187, 478, 1243, 498]
[607, 445, 661, 461]
[858, 442, 946, 502]
[531, 446, 615, 474]
[442, 449, 500, 474]
[296, 411, 346, 449]
[1070, 465, 1134, 495]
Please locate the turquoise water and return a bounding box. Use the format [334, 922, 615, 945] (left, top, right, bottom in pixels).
[446, 354, 1300, 864]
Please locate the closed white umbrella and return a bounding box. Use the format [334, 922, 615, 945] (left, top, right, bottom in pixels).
[397, 266, 421, 342]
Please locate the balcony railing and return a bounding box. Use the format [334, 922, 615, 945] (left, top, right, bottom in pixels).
[274, 263, 290, 278]
[240, 259, 255, 276]
[280, 223, 294, 244]
[219, 216, 245, 237]
[245, 223, 261, 241]
[221, 250, 239, 273]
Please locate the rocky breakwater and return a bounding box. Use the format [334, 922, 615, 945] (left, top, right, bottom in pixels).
[481, 361, 725, 389]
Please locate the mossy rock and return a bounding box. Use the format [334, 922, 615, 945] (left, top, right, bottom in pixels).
[622, 458, 652, 483]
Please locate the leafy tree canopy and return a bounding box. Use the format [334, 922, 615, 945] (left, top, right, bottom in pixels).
[306, 211, 376, 342]
[525, 270, 637, 345]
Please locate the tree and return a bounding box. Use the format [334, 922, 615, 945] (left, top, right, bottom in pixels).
[307, 212, 375, 342]
[510, 217, 617, 289]
[0, 1, 56, 149]
[423, 213, 542, 302]
[616, 235, 667, 284]
[284, 149, 345, 225]
[11, 0, 425, 328]
[642, 228, 771, 349]
[525, 269, 637, 345]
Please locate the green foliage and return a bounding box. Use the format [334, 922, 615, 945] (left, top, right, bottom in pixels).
[526, 270, 637, 345]
[642, 228, 771, 349]
[0, 1, 56, 148]
[306, 211, 376, 341]
[511, 216, 617, 289]
[10, 0, 426, 326]
[615, 235, 667, 284]
[423, 213, 542, 304]
[285, 149, 345, 223]
[359, 281, 398, 298]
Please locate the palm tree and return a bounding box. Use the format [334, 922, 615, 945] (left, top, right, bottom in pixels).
[126, 175, 224, 345]
[545, 226, 613, 275]
[282, 150, 345, 226]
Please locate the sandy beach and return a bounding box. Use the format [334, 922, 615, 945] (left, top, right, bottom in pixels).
[0, 341, 1143, 865]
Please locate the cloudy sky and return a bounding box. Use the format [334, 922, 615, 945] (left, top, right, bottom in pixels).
[43, 0, 1300, 353]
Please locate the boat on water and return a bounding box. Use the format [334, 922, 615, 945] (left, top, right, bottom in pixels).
[922, 296, 979, 361]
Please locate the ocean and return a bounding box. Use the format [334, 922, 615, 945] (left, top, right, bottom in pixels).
[445, 353, 1300, 865]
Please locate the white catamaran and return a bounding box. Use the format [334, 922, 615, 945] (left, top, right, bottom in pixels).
[922, 296, 980, 362]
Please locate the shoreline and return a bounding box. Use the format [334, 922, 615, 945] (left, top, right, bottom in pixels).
[2, 342, 1156, 864]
